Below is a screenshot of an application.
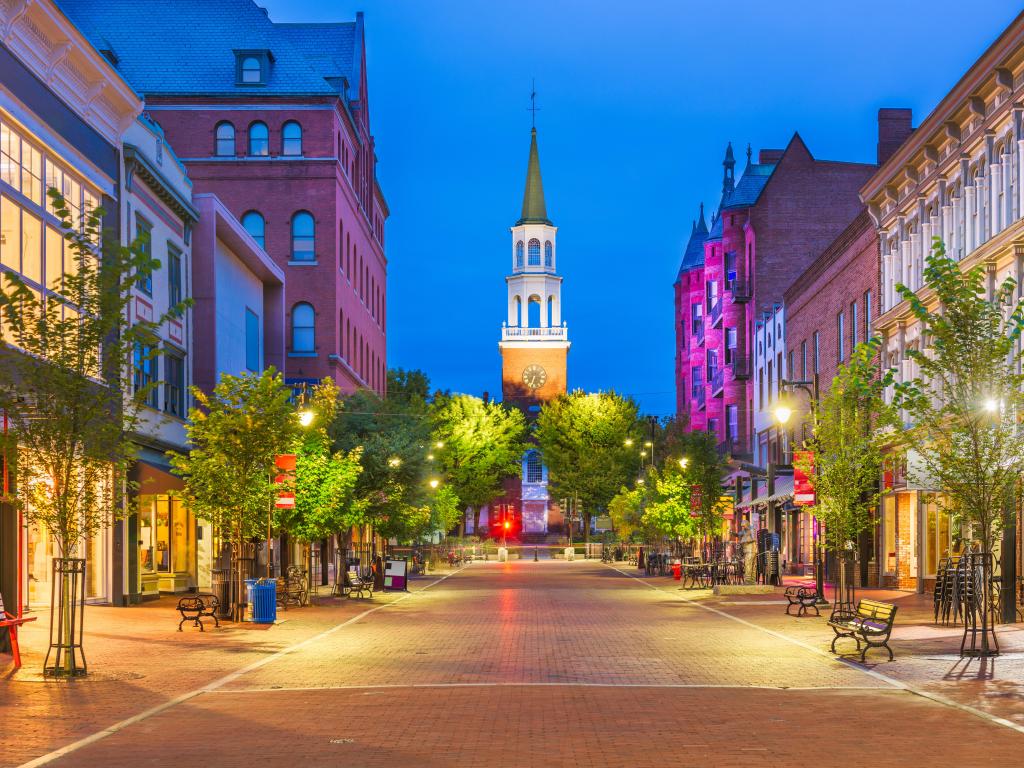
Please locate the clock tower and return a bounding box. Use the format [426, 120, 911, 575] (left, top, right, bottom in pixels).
[500, 126, 569, 408]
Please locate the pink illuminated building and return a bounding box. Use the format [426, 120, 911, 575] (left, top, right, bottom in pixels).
[674, 134, 881, 460]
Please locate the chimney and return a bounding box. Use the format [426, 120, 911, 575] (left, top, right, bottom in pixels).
[877, 108, 913, 165]
[758, 149, 784, 165]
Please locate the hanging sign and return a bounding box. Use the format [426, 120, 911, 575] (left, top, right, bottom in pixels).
[793, 451, 815, 506]
[689, 485, 703, 517]
[274, 454, 297, 509]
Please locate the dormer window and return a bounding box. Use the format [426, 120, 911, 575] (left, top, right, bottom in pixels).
[235, 50, 272, 86]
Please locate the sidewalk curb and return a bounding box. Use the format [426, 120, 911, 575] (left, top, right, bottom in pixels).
[607, 564, 1024, 738]
[15, 568, 464, 768]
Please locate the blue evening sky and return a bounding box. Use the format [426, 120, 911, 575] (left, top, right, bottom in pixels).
[261, 0, 1021, 415]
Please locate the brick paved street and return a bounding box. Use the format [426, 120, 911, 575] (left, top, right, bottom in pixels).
[4, 561, 1024, 767]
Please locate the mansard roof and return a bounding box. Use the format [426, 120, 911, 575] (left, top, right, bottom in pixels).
[57, 0, 358, 97]
[677, 203, 708, 276]
[722, 160, 776, 210]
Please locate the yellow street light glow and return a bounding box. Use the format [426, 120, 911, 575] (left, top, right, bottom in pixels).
[388, 457, 402, 467]
[678, 457, 689, 469]
[636, 477, 645, 486]
[624, 438, 634, 447]
[984, 398, 999, 413]
[435, 441, 444, 449]
[427, 453, 435, 461]
[298, 410, 315, 427]
[644, 441, 653, 448]
[773, 405, 792, 425]
[429, 478, 440, 489]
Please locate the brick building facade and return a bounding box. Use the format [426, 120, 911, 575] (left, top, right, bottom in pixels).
[675, 136, 877, 463]
[61, 0, 389, 396]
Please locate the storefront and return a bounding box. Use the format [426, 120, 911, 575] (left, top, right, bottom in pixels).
[132, 459, 197, 598]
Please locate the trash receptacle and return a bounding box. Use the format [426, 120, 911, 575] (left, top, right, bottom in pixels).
[251, 579, 277, 624]
[672, 562, 682, 581]
[244, 578, 257, 622]
[211, 569, 231, 618]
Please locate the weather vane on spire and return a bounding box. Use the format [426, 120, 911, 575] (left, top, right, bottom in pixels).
[528, 79, 540, 128]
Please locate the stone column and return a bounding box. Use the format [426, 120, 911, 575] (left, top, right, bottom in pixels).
[991, 162, 1003, 235]
[965, 184, 976, 254]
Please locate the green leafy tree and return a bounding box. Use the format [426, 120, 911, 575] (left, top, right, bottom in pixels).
[275, 380, 364, 548]
[536, 390, 641, 540]
[329, 369, 434, 544]
[608, 485, 648, 541]
[428, 485, 463, 539]
[894, 238, 1024, 558]
[796, 338, 896, 555]
[642, 467, 698, 541]
[675, 431, 726, 540]
[169, 369, 298, 620]
[430, 394, 529, 536]
[0, 191, 186, 675]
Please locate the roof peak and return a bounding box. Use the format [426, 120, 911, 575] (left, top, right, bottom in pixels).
[516, 127, 551, 226]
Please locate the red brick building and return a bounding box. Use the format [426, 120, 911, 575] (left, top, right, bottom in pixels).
[675, 135, 878, 462]
[61, 0, 389, 395]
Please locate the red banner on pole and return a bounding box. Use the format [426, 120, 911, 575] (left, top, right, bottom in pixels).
[793, 451, 815, 506]
[689, 485, 702, 517]
[274, 454, 297, 509]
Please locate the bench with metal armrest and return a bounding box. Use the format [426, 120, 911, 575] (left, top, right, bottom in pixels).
[827, 599, 898, 662]
[784, 582, 821, 617]
[344, 569, 375, 599]
[176, 594, 220, 632]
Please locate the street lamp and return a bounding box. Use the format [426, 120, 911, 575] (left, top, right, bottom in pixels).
[388, 457, 402, 468]
[435, 441, 445, 449]
[776, 376, 823, 603]
[984, 398, 999, 413]
[678, 457, 689, 470]
[624, 438, 634, 447]
[428, 478, 440, 489]
[298, 409, 314, 427]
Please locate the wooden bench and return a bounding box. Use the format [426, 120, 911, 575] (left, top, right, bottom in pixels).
[275, 574, 307, 609]
[1, 592, 37, 669]
[344, 569, 374, 599]
[176, 594, 220, 632]
[784, 583, 821, 617]
[827, 599, 898, 662]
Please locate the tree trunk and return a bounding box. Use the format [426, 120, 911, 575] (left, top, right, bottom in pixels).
[583, 513, 591, 543]
[472, 506, 481, 538]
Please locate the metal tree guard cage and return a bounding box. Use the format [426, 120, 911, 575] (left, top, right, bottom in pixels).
[44, 557, 87, 678]
[961, 550, 999, 657]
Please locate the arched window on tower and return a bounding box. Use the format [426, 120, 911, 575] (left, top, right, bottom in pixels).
[515, 241, 524, 269]
[544, 241, 552, 267]
[527, 295, 541, 328]
[291, 303, 315, 353]
[241, 211, 265, 249]
[528, 238, 541, 266]
[524, 450, 543, 483]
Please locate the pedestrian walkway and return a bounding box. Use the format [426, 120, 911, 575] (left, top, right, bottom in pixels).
[3, 562, 1023, 767]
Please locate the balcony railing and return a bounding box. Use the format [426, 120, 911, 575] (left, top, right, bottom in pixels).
[731, 357, 751, 379]
[692, 385, 706, 411]
[710, 367, 725, 396]
[709, 299, 723, 328]
[695, 322, 705, 346]
[501, 324, 568, 341]
[730, 278, 751, 302]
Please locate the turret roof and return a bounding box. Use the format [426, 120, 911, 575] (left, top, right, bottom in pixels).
[677, 203, 708, 276]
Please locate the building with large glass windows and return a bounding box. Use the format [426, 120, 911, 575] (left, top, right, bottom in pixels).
[0, 0, 140, 616]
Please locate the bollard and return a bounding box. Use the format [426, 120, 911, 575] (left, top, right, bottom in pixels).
[534, 547, 539, 562]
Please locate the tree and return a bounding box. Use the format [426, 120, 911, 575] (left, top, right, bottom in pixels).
[430, 394, 529, 536]
[608, 485, 648, 541]
[275, 380, 364, 562]
[642, 467, 698, 541]
[328, 369, 435, 544]
[0, 191, 185, 675]
[894, 238, 1024, 560]
[535, 390, 641, 540]
[796, 338, 896, 556]
[169, 369, 298, 620]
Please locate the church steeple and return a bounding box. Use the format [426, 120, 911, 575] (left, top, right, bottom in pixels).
[517, 128, 551, 226]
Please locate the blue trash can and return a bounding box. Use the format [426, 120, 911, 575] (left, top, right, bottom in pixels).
[251, 579, 277, 624]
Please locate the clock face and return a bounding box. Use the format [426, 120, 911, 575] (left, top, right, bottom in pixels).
[522, 364, 547, 390]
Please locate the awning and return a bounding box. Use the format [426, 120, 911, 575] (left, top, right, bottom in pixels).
[735, 476, 794, 510]
[131, 458, 183, 496]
